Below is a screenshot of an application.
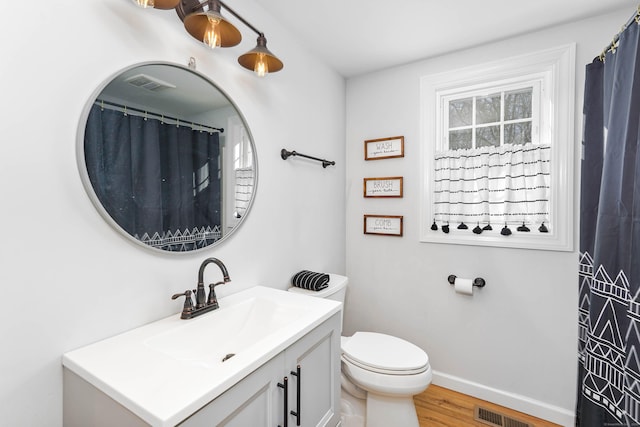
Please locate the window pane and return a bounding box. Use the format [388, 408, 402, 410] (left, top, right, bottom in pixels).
[504, 122, 532, 145]
[476, 126, 500, 148]
[505, 88, 532, 120]
[476, 93, 501, 124]
[449, 98, 472, 128]
[449, 129, 472, 150]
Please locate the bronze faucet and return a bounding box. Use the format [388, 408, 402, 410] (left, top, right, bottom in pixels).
[172, 258, 231, 319]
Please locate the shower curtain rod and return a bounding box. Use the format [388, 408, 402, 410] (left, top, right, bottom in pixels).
[597, 5, 640, 62]
[94, 99, 224, 133]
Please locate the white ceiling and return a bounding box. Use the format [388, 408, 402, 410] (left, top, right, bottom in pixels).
[263, 0, 637, 77]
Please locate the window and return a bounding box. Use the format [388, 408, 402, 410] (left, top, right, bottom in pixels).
[232, 121, 253, 169]
[225, 116, 255, 227]
[445, 82, 539, 150]
[420, 44, 575, 251]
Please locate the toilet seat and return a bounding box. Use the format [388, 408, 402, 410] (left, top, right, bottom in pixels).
[341, 357, 433, 397]
[342, 332, 429, 375]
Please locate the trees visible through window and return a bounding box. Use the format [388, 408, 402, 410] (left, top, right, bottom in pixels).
[447, 84, 537, 150]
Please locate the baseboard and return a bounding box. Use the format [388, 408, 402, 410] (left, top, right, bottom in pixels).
[431, 371, 575, 427]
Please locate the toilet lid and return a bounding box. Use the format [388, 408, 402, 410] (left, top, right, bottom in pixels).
[342, 332, 429, 374]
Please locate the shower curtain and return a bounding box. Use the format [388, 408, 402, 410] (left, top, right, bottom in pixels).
[84, 104, 222, 251]
[577, 17, 640, 426]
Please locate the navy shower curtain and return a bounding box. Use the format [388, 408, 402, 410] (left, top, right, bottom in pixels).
[577, 19, 640, 426]
[84, 104, 222, 251]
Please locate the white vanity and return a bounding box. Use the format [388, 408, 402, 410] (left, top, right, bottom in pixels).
[63, 286, 342, 427]
[72, 60, 340, 426]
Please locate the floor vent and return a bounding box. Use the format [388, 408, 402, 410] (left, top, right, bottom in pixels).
[474, 405, 533, 427]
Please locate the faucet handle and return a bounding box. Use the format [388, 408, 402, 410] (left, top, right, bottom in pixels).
[207, 282, 225, 308]
[171, 290, 194, 317]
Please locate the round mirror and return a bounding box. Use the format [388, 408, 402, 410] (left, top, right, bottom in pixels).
[77, 62, 257, 253]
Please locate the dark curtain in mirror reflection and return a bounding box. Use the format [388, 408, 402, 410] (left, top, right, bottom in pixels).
[85, 104, 222, 251]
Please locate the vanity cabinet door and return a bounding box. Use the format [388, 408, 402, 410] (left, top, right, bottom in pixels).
[284, 312, 341, 427]
[179, 354, 284, 427]
[178, 311, 341, 427]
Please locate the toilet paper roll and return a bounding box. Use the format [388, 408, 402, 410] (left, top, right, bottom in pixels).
[455, 278, 474, 295]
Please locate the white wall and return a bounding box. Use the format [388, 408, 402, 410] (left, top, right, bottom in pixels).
[0, 1, 345, 425]
[344, 8, 632, 426]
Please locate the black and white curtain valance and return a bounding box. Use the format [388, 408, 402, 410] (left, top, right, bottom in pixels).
[432, 143, 551, 228]
[234, 167, 254, 219]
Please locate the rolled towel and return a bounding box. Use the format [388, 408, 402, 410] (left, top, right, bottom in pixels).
[292, 270, 330, 291]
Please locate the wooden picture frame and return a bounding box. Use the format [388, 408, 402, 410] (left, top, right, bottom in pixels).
[364, 215, 403, 236]
[364, 136, 404, 160]
[363, 177, 404, 198]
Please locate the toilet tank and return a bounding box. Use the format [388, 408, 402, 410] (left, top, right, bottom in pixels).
[288, 273, 348, 303]
[288, 273, 348, 328]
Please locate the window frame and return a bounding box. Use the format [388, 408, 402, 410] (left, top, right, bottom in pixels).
[419, 44, 576, 251]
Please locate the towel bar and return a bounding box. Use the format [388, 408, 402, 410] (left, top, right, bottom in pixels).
[281, 148, 335, 168]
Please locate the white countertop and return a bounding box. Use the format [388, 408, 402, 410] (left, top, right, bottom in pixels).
[62, 286, 341, 427]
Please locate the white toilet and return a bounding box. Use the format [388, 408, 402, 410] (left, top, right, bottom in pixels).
[288, 274, 432, 427]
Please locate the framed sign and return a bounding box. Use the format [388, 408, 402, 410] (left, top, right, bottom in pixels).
[364, 177, 403, 198]
[364, 215, 403, 236]
[364, 136, 404, 160]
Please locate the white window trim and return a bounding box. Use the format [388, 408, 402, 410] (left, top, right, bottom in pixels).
[419, 44, 575, 251]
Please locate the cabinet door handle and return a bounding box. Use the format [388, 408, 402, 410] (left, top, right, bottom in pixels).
[277, 376, 288, 427]
[290, 365, 301, 426]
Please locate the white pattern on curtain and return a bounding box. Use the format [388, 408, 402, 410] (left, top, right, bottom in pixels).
[433, 143, 551, 226]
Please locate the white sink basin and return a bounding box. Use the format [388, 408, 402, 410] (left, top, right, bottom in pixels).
[62, 285, 341, 427]
[144, 295, 309, 368]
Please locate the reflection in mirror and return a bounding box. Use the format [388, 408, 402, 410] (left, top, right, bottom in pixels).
[78, 63, 257, 253]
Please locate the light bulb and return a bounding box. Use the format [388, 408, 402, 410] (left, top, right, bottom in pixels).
[254, 53, 268, 77]
[203, 16, 222, 49]
[132, 0, 155, 8]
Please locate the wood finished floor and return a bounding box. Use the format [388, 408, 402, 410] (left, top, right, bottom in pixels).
[414, 385, 562, 427]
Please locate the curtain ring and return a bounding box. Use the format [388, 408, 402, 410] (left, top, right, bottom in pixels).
[608, 37, 619, 54]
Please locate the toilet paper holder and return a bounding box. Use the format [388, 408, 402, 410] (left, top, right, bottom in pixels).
[447, 275, 486, 288]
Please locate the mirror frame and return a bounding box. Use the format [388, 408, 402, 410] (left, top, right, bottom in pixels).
[76, 61, 258, 254]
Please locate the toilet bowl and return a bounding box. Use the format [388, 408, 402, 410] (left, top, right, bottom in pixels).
[288, 274, 432, 427]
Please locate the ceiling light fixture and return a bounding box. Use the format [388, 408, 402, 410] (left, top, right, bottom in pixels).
[132, 0, 283, 76]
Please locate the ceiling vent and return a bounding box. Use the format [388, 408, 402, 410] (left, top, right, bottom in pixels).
[125, 74, 176, 92]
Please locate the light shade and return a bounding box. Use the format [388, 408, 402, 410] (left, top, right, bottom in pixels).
[132, 0, 180, 9]
[238, 35, 283, 76]
[153, 0, 181, 9]
[183, 1, 242, 48]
